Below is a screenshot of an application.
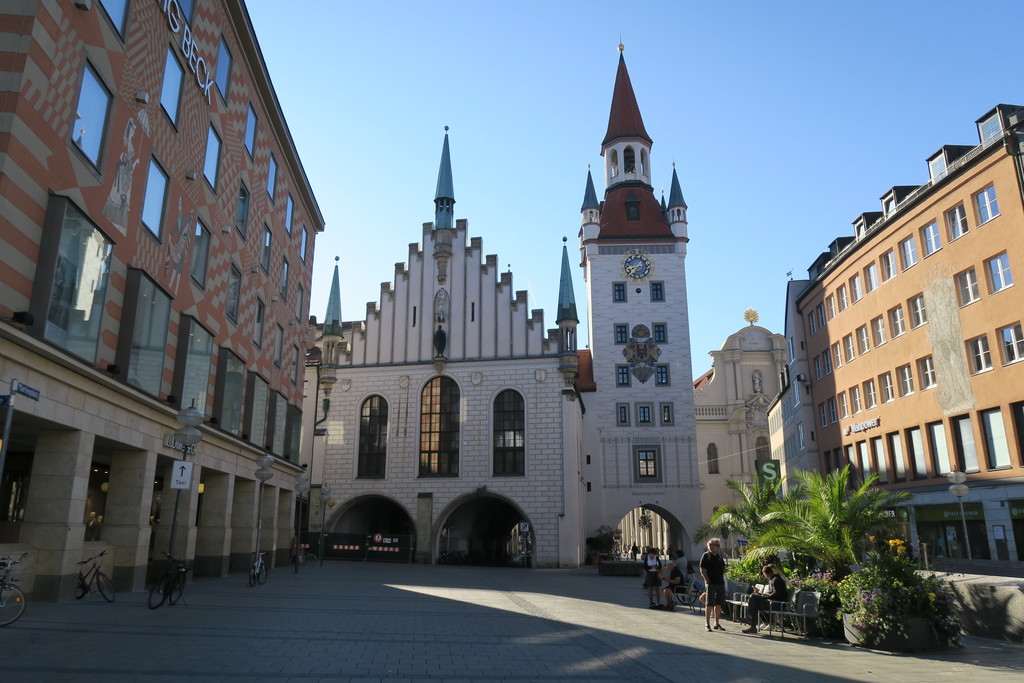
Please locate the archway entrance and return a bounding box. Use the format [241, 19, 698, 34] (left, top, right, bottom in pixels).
[320, 495, 416, 562]
[437, 495, 532, 567]
[617, 505, 691, 562]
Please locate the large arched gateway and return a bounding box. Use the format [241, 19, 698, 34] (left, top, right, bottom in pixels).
[435, 492, 533, 567]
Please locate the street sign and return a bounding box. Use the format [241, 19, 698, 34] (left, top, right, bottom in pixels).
[0, 395, 9, 406]
[170, 461, 193, 490]
[14, 383, 40, 401]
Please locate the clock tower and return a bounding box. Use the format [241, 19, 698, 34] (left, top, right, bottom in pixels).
[579, 47, 701, 556]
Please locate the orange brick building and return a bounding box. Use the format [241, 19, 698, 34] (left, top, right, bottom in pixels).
[0, 0, 322, 599]
[795, 105, 1024, 569]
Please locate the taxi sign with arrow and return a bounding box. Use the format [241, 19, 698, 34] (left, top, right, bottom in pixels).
[170, 461, 193, 490]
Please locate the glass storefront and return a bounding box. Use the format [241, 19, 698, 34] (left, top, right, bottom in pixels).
[914, 503, 990, 560]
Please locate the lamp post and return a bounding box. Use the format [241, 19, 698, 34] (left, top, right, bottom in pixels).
[946, 471, 972, 560]
[319, 484, 332, 567]
[293, 465, 309, 573]
[253, 453, 274, 572]
[168, 404, 203, 557]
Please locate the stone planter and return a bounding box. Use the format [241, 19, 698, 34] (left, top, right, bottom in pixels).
[843, 614, 947, 651]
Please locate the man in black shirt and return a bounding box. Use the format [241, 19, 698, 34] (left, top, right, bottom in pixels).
[699, 537, 727, 631]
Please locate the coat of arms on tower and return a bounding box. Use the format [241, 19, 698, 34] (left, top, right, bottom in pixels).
[622, 324, 661, 383]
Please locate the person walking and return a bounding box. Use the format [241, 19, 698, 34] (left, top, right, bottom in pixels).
[699, 538, 727, 631]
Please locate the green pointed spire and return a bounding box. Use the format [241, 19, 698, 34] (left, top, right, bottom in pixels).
[434, 127, 455, 229]
[668, 166, 687, 208]
[581, 167, 599, 212]
[323, 256, 343, 337]
[556, 239, 578, 323]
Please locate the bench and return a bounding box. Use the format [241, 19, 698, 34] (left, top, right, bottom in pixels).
[725, 582, 751, 622]
[767, 590, 821, 637]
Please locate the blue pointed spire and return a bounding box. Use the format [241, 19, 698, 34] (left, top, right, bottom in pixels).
[668, 165, 687, 208]
[556, 239, 578, 323]
[580, 167, 599, 212]
[434, 127, 455, 230]
[323, 256, 343, 337]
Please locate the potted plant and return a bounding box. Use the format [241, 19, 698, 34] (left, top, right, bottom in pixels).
[837, 538, 961, 650]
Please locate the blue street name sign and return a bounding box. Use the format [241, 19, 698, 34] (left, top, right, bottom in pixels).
[15, 383, 40, 401]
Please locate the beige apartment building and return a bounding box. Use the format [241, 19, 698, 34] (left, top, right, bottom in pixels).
[796, 104, 1024, 570]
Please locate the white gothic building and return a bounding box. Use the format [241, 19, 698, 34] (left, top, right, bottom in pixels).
[307, 51, 702, 566]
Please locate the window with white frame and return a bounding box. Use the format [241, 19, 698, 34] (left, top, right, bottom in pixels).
[981, 408, 1012, 469]
[979, 114, 1002, 143]
[985, 252, 1013, 293]
[946, 203, 968, 240]
[826, 294, 836, 319]
[889, 431, 906, 480]
[908, 294, 927, 328]
[850, 273, 863, 302]
[823, 348, 833, 374]
[956, 268, 980, 306]
[999, 323, 1024, 364]
[856, 325, 870, 355]
[880, 372, 895, 403]
[918, 356, 936, 389]
[832, 342, 843, 369]
[889, 305, 906, 337]
[838, 391, 849, 418]
[897, 364, 914, 396]
[974, 184, 999, 224]
[951, 415, 980, 472]
[871, 316, 887, 346]
[819, 402, 828, 428]
[908, 426, 927, 478]
[865, 263, 879, 293]
[864, 378, 877, 408]
[881, 249, 897, 281]
[850, 385, 862, 414]
[967, 335, 992, 374]
[827, 397, 837, 423]
[843, 334, 856, 363]
[837, 284, 849, 311]
[814, 355, 822, 380]
[899, 236, 918, 270]
[927, 421, 951, 475]
[920, 221, 941, 256]
[808, 312, 817, 335]
[816, 303, 826, 328]
[872, 435, 888, 483]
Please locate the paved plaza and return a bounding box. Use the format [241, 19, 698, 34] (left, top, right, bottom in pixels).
[4, 561, 1023, 682]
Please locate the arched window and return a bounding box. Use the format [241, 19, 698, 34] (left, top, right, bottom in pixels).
[493, 390, 525, 475]
[756, 436, 770, 461]
[358, 395, 388, 478]
[420, 377, 460, 476]
[640, 148, 648, 176]
[609, 149, 619, 177]
[624, 146, 636, 173]
[707, 443, 719, 474]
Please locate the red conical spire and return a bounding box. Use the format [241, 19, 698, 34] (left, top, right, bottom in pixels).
[602, 51, 652, 147]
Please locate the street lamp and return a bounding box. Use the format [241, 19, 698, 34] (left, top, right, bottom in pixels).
[293, 465, 309, 573]
[319, 484, 333, 567]
[168, 404, 204, 556]
[253, 453, 274, 574]
[946, 471, 972, 560]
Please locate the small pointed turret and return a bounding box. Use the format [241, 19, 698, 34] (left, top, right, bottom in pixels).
[581, 167, 599, 212]
[667, 164, 689, 249]
[434, 127, 455, 230]
[667, 165, 687, 209]
[556, 238, 579, 384]
[324, 256, 343, 337]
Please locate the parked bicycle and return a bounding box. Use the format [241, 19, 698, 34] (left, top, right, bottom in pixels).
[248, 550, 268, 587]
[147, 551, 188, 609]
[0, 552, 28, 627]
[75, 550, 114, 602]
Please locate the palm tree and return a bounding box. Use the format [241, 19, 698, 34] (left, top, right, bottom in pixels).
[753, 465, 910, 579]
[696, 476, 785, 545]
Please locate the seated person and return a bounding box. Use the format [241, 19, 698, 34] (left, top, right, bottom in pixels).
[660, 560, 684, 610]
[743, 564, 788, 633]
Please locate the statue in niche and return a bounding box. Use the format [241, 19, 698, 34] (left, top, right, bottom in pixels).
[434, 325, 447, 358]
[434, 288, 450, 323]
[752, 369, 763, 394]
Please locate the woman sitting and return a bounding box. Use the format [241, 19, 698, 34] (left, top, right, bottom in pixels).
[742, 564, 788, 633]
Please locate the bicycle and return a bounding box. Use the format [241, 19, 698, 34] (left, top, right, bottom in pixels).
[0, 552, 28, 627]
[75, 550, 114, 602]
[248, 550, 268, 587]
[673, 572, 705, 606]
[147, 551, 188, 609]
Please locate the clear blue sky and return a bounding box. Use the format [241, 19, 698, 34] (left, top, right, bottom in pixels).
[247, 0, 1022, 374]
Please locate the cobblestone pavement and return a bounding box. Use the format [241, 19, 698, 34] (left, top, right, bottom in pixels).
[4, 561, 1023, 682]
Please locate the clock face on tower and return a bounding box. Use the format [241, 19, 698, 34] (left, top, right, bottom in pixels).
[622, 249, 653, 280]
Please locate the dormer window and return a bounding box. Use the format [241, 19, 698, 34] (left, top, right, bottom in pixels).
[625, 191, 640, 221]
[928, 155, 947, 181]
[624, 146, 636, 173]
[884, 197, 896, 216]
[979, 113, 1002, 144]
